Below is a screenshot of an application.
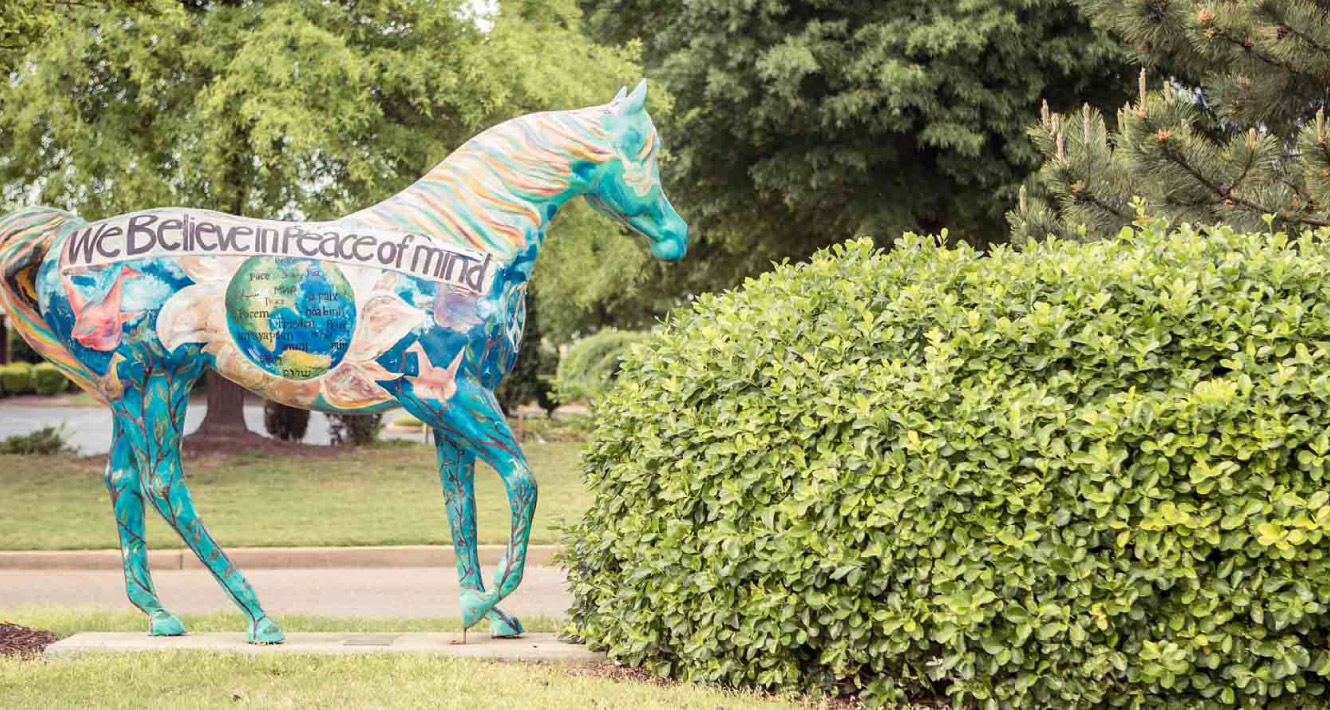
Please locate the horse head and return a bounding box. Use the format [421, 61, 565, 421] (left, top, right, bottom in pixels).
[585, 80, 688, 261]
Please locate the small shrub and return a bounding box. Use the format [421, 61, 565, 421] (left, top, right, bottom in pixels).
[555, 329, 649, 406]
[328, 413, 382, 446]
[392, 414, 426, 429]
[0, 426, 73, 455]
[0, 362, 34, 395]
[30, 363, 68, 396]
[562, 221, 1330, 709]
[6, 327, 41, 364]
[263, 401, 310, 442]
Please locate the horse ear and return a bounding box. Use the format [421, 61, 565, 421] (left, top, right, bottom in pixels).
[611, 85, 627, 103]
[620, 79, 648, 115]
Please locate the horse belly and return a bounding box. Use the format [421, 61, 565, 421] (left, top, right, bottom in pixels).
[207, 257, 404, 413]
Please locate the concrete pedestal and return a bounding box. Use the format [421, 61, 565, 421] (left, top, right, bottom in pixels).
[45, 632, 604, 663]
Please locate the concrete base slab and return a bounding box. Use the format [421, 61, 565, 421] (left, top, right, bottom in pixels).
[45, 632, 605, 663]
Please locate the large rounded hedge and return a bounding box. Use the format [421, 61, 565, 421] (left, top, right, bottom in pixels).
[562, 221, 1330, 709]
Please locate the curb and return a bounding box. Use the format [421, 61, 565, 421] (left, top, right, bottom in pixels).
[0, 545, 560, 571]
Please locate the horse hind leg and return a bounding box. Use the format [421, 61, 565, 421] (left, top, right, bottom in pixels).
[103, 417, 183, 636]
[112, 369, 284, 644]
[435, 437, 523, 638]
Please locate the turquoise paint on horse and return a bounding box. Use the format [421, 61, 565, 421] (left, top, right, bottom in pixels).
[0, 80, 686, 643]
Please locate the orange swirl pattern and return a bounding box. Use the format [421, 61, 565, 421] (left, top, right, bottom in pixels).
[0, 208, 106, 402]
[351, 109, 615, 259]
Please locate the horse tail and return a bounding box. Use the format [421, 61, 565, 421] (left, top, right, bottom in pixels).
[0, 207, 106, 402]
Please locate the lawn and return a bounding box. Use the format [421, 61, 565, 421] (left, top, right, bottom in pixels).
[0, 440, 589, 550]
[0, 653, 835, 710]
[0, 610, 842, 710]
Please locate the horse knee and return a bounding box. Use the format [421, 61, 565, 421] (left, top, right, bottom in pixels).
[144, 478, 171, 502]
[516, 467, 537, 497]
[104, 463, 135, 493]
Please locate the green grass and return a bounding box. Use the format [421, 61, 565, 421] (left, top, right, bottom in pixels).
[0, 653, 835, 710]
[0, 441, 589, 550]
[0, 609, 840, 710]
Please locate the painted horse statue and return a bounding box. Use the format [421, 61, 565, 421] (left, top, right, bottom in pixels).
[0, 80, 686, 643]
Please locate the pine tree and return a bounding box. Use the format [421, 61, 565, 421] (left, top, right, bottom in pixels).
[1009, 0, 1330, 243]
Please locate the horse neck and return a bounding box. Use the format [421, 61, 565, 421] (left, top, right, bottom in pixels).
[346, 111, 608, 270]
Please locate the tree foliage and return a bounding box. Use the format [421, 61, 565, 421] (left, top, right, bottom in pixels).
[1009, 0, 1330, 243]
[578, 0, 1134, 285]
[0, 0, 658, 342]
[495, 284, 557, 416]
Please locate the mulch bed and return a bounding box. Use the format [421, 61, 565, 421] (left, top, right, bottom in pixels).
[572, 664, 867, 708]
[180, 431, 340, 460]
[0, 623, 58, 658]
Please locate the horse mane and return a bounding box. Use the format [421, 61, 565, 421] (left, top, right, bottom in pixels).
[354, 106, 616, 260]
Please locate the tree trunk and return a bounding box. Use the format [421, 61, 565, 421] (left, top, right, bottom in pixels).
[184, 175, 263, 446]
[188, 372, 254, 439]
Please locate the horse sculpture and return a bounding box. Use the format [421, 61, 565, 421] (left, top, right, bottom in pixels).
[0, 80, 687, 644]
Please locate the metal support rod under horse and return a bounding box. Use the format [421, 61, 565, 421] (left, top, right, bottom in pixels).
[0, 80, 687, 644]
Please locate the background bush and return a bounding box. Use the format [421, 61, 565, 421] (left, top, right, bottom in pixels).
[554, 329, 650, 406]
[327, 413, 382, 446]
[0, 362, 33, 395]
[30, 363, 68, 395]
[263, 401, 310, 442]
[562, 220, 1330, 709]
[0, 425, 73, 455]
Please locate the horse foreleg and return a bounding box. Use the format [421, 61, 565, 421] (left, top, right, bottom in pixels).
[434, 435, 524, 638]
[437, 379, 538, 631]
[104, 416, 183, 636]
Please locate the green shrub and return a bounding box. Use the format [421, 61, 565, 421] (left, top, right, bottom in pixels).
[328, 413, 382, 446]
[555, 329, 650, 405]
[263, 401, 310, 442]
[0, 362, 34, 395]
[562, 220, 1330, 710]
[30, 363, 68, 396]
[0, 426, 73, 455]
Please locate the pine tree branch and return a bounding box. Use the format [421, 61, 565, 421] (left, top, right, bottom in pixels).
[1278, 25, 1330, 58]
[1252, 2, 1330, 58]
[1144, 119, 1330, 227]
[1070, 189, 1131, 222]
[1228, 142, 1258, 192]
[1210, 28, 1323, 84]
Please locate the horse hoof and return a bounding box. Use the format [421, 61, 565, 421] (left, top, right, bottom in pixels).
[460, 589, 499, 630]
[248, 616, 285, 645]
[488, 608, 524, 638]
[149, 614, 186, 637]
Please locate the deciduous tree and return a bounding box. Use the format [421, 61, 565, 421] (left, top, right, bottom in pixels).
[578, 0, 1135, 285]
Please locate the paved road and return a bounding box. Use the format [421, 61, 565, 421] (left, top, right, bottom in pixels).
[0, 567, 572, 620]
[0, 402, 431, 455]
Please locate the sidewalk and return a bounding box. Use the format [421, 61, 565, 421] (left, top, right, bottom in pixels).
[1, 545, 573, 620]
[0, 567, 573, 620]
